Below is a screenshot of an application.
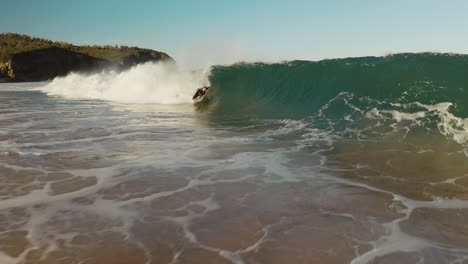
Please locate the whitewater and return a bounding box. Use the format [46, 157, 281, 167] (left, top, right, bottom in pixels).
[45, 62, 210, 104]
[1, 53, 468, 264]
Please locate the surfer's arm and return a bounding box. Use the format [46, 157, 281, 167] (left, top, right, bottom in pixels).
[192, 89, 201, 100]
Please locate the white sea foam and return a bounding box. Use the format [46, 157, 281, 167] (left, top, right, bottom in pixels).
[42, 62, 210, 104]
[421, 102, 468, 145]
[366, 102, 468, 146]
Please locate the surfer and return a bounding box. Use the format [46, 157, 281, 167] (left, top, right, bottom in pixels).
[192, 86, 209, 100]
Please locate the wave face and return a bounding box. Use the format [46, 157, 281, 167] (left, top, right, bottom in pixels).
[207, 53, 468, 118]
[204, 53, 468, 145]
[44, 62, 209, 104]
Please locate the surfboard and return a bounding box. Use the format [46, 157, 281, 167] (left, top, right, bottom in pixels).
[193, 94, 205, 103]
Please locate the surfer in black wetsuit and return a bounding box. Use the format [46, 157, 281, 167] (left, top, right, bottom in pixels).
[192, 86, 209, 100]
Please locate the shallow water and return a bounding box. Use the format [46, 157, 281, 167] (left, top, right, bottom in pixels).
[1, 82, 468, 264]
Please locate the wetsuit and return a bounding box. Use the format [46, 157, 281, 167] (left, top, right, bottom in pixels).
[192, 87, 208, 100]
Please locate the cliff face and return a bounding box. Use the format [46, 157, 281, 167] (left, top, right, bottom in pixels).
[5, 47, 110, 82]
[0, 33, 175, 82]
[0, 47, 173, 82]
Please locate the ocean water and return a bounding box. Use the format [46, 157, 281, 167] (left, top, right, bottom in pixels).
[1, 53, 468, 264]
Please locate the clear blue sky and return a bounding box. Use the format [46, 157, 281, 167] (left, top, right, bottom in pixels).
[2, 0, 468, 68]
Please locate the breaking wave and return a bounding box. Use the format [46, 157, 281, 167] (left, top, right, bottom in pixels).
[202, 53, 468, 146]
[43, 62, 209, 104]
[205, 53, 468, 118]
[42, 52, 468, 146]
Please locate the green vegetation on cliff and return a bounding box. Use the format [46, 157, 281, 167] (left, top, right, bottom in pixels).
[0, 33, 171, 64]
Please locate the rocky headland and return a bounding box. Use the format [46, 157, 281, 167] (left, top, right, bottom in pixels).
[0, 33, 173, 82]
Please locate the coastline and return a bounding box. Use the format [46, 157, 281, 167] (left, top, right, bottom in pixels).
[0, 33, 174, 82]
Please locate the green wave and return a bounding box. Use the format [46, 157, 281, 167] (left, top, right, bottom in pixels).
[204, 53, 468, 119]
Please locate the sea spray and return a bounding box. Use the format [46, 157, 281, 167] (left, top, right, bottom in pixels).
[43, 62, 210, 104]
